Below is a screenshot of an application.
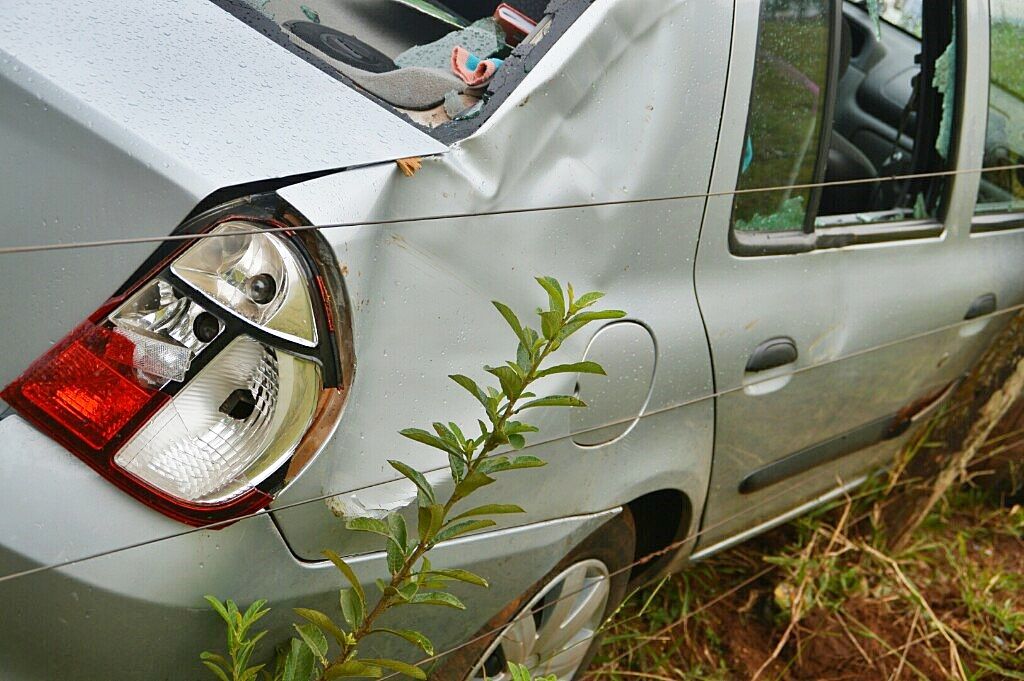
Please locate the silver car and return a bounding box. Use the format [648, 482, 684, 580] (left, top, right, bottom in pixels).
[0, 0, 1021, 679]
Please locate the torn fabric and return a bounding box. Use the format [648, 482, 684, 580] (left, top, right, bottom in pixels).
[450, 46, 503, 86]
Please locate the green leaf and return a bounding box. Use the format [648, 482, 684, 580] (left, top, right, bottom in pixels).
[535, 276, 565, 317]
[510, 455, 546, 469]
[518, 395, 586, 410]
[323, 661, 383, 679]
[385, 458, 434, 507]
[408, 591, 466, 609]
[452, 470, 495, 502]
[398, 428, 461, 458]
[369, 628, 434, 656]
[448, 421, 466, 445]
[516, 341, 533, 372]
[435, 519, 496, 543]
[202, 660, 231, 681]
[293, 608, 347, 646]
[539, 310, 561, 341]
[477, 456, 509, 474]
[417, 503, 445, 543]
[204, 595, 231, 625]
[200, 651, 229, 667]
[492, 300, 529, 345]
[361, 658, 427, 680]
[397, 582, 419, 602]
[345, 517, 391, 538]
[451, 504, 525, 521]
[294, 623, 328, 664]
[485, 364, 523, 400]
[425, 568, 489, 587]
[241, 599, 270, 627]
[482, 455, 547, 473]
[449, 374, 489, 408]
[279, 637, 317, 681]
[448, 453, 467, 483]
[508, 662, 531, 681]
[557, 309, 626, 341]
[387, 512, 409, 552]
[323, 550, 365, 612]
[571, 309, 626, 323]
[570, 290, 605, 314]
[505, 421, 539, 435]
[386, 538, 405, 576]
[507, 659, 532, 679]
[431, 422, 460, 448]
[507, 433, 526, 449]
[536, 361, 606, 379]
[340, 587, 364, 629]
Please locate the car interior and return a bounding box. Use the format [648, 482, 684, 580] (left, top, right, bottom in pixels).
[729, 0, 959, 238]
[232, 0, 563, 132]
[819, 0, 954, 224]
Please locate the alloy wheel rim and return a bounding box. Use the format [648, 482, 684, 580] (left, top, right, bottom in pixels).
[470, 558, 611, 681]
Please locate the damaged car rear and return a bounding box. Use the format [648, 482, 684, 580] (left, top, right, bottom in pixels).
[0, 0, 1021, 679]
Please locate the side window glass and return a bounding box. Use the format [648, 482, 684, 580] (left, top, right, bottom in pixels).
[732, 0, 832, 233]
[816, 1, 957, 228]
[975, 1, 1024, 219]
[731, 0, 961, 248]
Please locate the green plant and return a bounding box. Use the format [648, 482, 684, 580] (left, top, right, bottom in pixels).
[202, 276, 624, 681]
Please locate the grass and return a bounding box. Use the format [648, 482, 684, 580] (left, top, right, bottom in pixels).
[991, 22, 1024, 103]
[588, 428, 1024, 681]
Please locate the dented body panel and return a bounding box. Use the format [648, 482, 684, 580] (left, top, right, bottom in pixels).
[272, 0, 732, 561]
[2, 0, 1022, 679]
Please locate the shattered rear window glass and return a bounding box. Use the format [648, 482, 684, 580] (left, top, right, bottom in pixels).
[228, 0, 553, 134]
[732, 0, 831, 233]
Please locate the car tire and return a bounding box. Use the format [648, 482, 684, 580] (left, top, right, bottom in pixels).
[434, 508, 636, 681]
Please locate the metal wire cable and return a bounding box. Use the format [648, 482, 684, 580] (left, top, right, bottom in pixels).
[0, 163, 1020, 256]
[382, 463, 966, 680]
[354, 474, 830, 681]
[0, 299, 1020, 584]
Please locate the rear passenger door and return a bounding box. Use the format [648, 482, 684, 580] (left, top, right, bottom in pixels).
[692, 0, 1014, 552]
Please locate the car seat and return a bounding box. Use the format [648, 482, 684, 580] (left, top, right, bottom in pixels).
[819, 17, 880, 217]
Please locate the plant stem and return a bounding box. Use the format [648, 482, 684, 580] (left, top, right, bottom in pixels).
[327, 315, 566, 674]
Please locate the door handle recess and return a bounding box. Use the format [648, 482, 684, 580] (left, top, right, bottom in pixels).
[964, 293, 996, 320]
[745, 336, 798, 373]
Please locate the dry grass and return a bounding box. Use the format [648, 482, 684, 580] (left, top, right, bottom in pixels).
[588, 423, 1024, 681]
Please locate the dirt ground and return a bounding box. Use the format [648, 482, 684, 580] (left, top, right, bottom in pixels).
[589, 392, 1024, 681]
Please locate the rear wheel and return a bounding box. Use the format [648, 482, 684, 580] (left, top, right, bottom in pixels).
[440, 509, 636, 681]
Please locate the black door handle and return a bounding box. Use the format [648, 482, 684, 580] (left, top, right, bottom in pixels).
[745, 336, 798, 373]
[964, 293, 996, 320]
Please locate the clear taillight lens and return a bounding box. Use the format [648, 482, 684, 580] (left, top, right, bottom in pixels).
[1, 199, 352, 526]
[171, 221, 318, 346]
[115, 336, 321, 504]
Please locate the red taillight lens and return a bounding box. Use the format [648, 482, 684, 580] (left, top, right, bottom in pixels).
[17, 325, 160, 449]
[1, 201, 352, 527]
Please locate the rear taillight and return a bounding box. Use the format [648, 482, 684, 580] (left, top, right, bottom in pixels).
[1, 198, 353, 526]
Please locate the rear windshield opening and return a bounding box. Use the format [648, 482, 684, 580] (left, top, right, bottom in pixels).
[224, 0, 584, 142]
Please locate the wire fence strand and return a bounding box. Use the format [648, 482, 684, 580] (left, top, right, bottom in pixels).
[0, 298, 1021, 585]
[0, 163, 1020, 256]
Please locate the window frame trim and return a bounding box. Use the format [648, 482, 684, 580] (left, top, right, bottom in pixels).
[971, 212, 1024, 234]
